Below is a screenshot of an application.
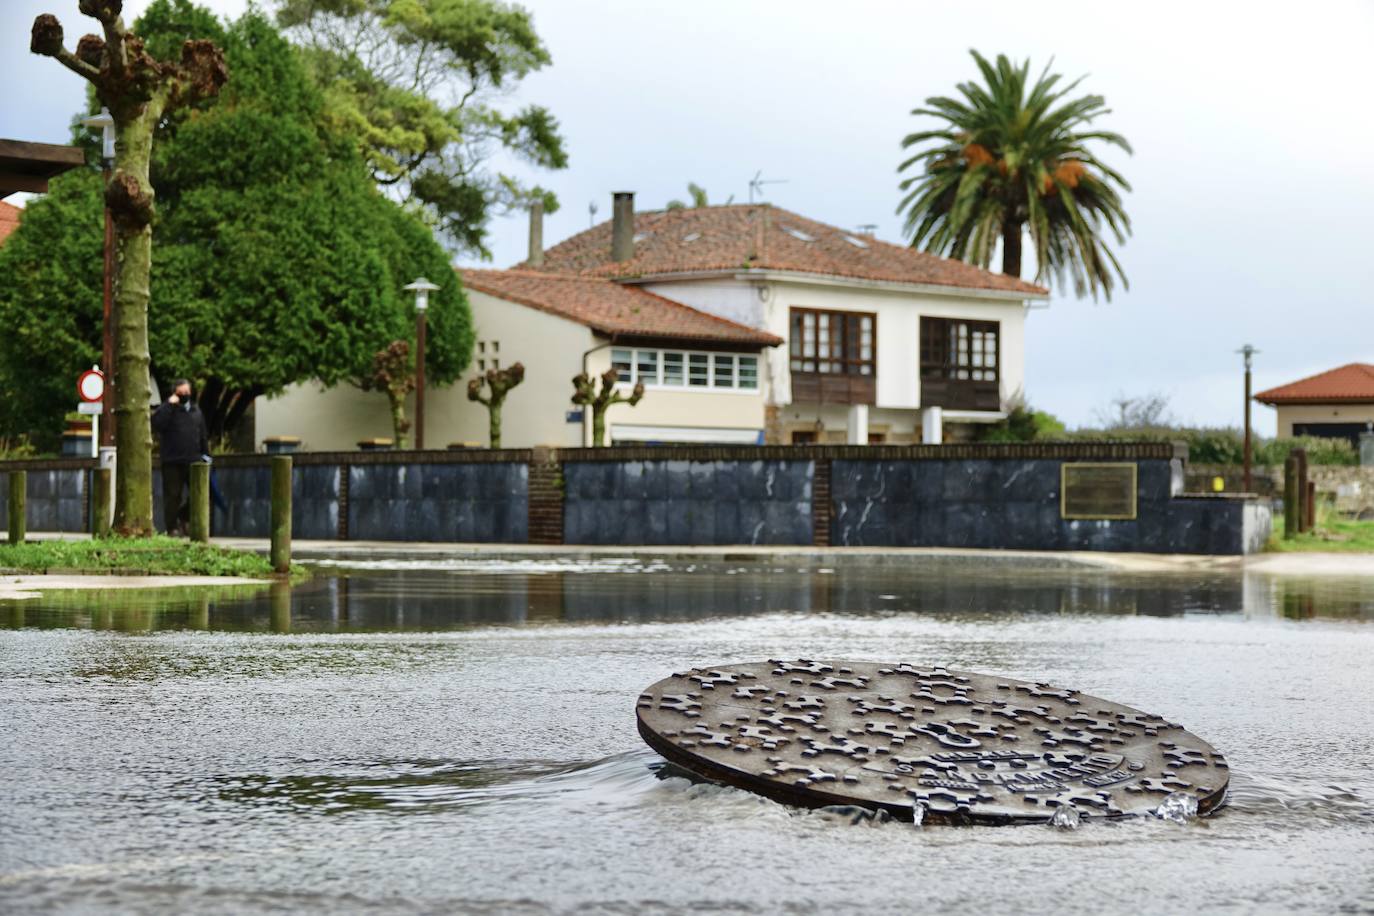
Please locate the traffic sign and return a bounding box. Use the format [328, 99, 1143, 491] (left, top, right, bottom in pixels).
[78, 367, 104, 402]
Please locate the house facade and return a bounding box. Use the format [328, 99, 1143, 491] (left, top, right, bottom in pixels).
[255, 193, 1048, 449]
[1255, 363, 1374, 448]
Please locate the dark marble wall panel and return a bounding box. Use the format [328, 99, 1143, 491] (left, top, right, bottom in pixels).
[563, 459, 813, 546]
[0, 469, 87, 533]
[347, 462, 527, 542]
[831, 459, 1261, 554]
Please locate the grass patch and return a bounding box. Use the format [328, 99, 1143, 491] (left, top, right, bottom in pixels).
[0, 535, 301, 578]
[1268, 516, 1374, 553]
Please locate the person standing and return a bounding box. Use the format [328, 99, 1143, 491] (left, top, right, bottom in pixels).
[151, 378, 209, 536]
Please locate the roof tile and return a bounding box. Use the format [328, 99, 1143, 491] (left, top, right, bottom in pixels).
[524, 204, 1048, 296]
[1255, 363, 1374, 403]
[459, 269, 782, 347]
[0, 201, 21, 247]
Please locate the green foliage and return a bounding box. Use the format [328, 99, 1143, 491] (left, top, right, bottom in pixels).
[0, 535, 299, 577]
[898, 50, 1132, 299]
[0, 169, 105, 451]
[276, 0, 568, 257]
[1269, 517, 1374, 553]
[977, 401, 1066, 442]
[0, 3, 473, 448]
[1065, 425, 1359, 466]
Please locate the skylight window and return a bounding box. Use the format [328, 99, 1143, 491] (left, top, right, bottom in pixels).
[781, 225, 816, 243]
[843, 234, 870, 249]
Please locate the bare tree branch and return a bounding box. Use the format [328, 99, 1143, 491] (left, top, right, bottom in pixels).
[30, 17, 101, 83]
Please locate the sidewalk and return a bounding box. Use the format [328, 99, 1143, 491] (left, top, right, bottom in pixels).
[24, 532, 1374, 576]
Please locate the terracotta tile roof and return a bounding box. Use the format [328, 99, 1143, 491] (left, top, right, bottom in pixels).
[0, 201, 21, 246]
[1255, 363, 1374, 403]
[522, 204, 1048, 297]
[459, 269, 782, 347]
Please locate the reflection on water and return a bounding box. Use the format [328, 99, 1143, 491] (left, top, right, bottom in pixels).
[2, 556, 1372, 915]
[5, 557, 1374, 633]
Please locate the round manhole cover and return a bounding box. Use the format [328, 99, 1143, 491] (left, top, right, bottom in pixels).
[636, 660, 1228, 824]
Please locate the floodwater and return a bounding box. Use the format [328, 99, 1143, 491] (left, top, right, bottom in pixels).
[1, 555, 1372, 915]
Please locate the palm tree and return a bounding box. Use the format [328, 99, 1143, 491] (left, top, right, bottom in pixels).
[898, 51, 1132, 300]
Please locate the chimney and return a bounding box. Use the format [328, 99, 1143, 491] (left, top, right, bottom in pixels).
[527, 199, 544, 266]
[611, 191, 635, 262]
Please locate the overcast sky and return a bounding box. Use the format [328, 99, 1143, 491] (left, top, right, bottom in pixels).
[6, 0, 1373, 434]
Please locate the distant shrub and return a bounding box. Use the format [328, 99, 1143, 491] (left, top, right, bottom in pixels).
[1056, 426, 1356, 466]
[977, 403, 1067, 442]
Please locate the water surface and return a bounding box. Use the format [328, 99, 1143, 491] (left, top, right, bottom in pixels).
[2, 556, 1371, 914]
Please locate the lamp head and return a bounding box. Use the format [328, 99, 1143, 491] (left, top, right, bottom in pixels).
[81, 107, 116, 161]
[404, 277, 440, 312]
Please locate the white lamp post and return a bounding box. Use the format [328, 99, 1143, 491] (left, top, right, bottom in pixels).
[404, 277, 439, 449]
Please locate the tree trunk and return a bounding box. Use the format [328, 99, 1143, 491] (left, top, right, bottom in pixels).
[489, 398, 503, 449]
[112, 114, 158, 536]
[388, 391, 408, 448]
[1001, 220, 1023, 278]
[591, 405, 606, 447]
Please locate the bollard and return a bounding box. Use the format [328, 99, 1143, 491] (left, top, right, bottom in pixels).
[189, 462, 210, 543]
[1294, 448, 1309, 533]
[1283, 454, 1299, 539]
[270, 455, 292, 573]
[91, 467, 112, 538]
[7, 470, 25, 545]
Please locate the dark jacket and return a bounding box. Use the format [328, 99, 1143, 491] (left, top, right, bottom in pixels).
[152, 400, 209, 464]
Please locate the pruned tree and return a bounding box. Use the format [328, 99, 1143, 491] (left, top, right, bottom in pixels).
[1093, 392, 1173, 430]
[466, 362, 524, 448]
[29, 0, 227, 535]
[571, 368, 643, 448]
[361, 340, 415, 447]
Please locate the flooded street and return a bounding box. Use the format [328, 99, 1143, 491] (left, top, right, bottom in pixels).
[2, 556, 1372, 914]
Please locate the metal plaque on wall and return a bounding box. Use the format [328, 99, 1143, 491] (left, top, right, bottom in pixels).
[1061, 462, 1137, 520]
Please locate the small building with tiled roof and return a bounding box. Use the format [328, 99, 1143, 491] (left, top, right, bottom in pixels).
[1255, 363, 1374, 448]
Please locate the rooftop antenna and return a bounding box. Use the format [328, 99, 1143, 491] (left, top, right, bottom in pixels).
[588, 200, 599, 227]
[748, 170, 788, 204]
[856, 223, 878, 236]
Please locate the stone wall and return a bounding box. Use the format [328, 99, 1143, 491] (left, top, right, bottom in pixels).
[0, 442, 1271, 553]
[1187, 464, 1374, 515]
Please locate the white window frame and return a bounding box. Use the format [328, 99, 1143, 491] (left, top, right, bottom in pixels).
[610, 347, 762, 394]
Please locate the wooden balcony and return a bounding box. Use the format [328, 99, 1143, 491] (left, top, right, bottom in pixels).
[790, 372, 876, 406]
[920, 378, 1001, 411]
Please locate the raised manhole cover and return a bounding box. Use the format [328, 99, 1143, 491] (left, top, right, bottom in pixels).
[636, 660, 1228, 824]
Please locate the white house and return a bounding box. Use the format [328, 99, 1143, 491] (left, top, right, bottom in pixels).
[255, 192, 1048, 449]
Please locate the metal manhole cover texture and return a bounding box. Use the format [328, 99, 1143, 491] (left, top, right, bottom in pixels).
[636, 660, 1228, 824]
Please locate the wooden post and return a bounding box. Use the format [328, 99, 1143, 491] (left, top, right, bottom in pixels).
[189, 462, 210, 543]
[7, 470, 25, 544]
[1306, 480, 1317, 531]
[92, 467, 112, 538]
[1294, 448, 1309, 533]
[1283, 453, 1299, 539]
[270, 455, 292, 573]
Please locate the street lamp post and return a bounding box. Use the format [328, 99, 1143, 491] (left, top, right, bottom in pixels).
[81, 107, 116, 449]
[404, 278, 439, 450]
[1238, 344, 1259, 493]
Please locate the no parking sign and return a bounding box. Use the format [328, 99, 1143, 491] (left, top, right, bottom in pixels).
[78, 367, 104, 403]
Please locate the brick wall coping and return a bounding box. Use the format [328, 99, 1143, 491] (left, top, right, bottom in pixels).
[0, 440, 1185, 473]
